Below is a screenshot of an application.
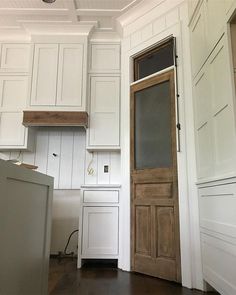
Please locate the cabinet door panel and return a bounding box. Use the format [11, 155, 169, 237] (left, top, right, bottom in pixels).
[56, 44, 83, 106]
[82, 206, 118, 256]
[89, 76, 120, 146]
[0, 76, 28, 109]
[90, 44, 120, 72]
[0, 112, 25, 146]
[0, 44, 30, 72]
[31, 44, 58, 106]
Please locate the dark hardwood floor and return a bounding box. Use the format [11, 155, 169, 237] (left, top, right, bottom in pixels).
[48, 258, 206, 295]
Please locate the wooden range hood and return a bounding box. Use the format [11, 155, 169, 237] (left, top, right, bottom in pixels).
[23, 111, 88, 128]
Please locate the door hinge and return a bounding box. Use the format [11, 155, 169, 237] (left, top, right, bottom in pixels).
[176, 123, 181, 130]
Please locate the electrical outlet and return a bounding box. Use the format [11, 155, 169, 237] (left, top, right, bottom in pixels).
[104, 165, 109, 173]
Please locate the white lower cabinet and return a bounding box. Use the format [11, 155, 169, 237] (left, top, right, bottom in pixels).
[82, 206, 119, 257]
[78, 188, 120, 265]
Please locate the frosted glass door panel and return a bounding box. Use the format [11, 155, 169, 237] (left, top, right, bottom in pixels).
[135, 81, 172, 169]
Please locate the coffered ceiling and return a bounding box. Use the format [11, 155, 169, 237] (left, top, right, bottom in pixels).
[0, 0, 143, 33]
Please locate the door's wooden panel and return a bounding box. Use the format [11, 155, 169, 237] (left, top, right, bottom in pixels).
[131, 70, 181, 282]
[156, 206, 175, 258]
[135, 183, 172, 200]
[134, 254, 177, 281]
[135, 206, 151, 256]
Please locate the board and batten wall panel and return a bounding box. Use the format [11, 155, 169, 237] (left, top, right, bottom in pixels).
[0, 128, 120, 188]
[84, 150, 121, 185]
[199, 182, 236, 295]
[0, 128, 121, 188]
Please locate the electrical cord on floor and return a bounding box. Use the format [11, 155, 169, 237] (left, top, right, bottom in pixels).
[64, 229, 79, 255]
[56, 229, 79, 262]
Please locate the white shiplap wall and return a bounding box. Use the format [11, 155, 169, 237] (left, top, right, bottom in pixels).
[0, 127, 121, 188]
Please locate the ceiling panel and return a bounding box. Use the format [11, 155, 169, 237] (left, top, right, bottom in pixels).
[0, 0, 142, 33]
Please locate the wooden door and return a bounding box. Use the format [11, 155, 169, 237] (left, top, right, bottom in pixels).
[131, 70, 181, 282]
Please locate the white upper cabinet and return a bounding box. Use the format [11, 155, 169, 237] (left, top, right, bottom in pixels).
[31, 44, 58, 106]
[56, 44, 83, 106]
[88, 76, 120, 148]
[31, 43, 85, 108]
[87, 41, 121, 150]
[0, 112, 34, 150]
[0, 44, 31, 72]
[0, 76, 28, 110]
[90, 44, 120, 73]
[0, 43, 33, 150]
[190, 4, 207, 77]
[0, 113, 24, 146]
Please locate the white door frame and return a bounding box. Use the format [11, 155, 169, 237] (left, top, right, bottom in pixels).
[118, 22, 204, 290]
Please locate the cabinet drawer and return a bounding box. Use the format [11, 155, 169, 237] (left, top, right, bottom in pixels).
[83, 190, 119, 203]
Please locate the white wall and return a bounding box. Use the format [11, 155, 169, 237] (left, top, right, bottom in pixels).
[0, 127, 86, 189]
[0, 127, 121, 254]
[189, 1, 236, 293]
[118, 0, 203, 290]
[51, 190, 80, 255]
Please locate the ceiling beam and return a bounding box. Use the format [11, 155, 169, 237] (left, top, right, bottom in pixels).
[76, 9, 120, 17]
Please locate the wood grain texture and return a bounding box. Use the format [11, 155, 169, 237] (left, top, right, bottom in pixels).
[135, 183, 172, 200]
[23, 111, 88, 127]
[157, 207, 175, 258]
[135, 206, 151, 256]
[131, 70, 181, 282]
